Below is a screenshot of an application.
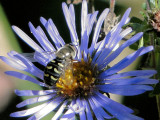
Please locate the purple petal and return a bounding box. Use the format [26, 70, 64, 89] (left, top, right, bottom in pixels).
[13, 53, 44, 79]
[89, 8, 109, 54]
[5, 71, 45, 86]
[92, 32, 111, 64]
[99, 32, 143, 68]
[10, 102, 49, 117]
[88, 98, 105, 120]
[95, 27, 132, 65]
[90, 97, 114, 119]
[51, 101, 68, 120]
[15, 89, 56, 96]
[12, 26, 44, 52]
[87, 11, 98, 35]
[82, 99, 93, 120]
[94, 92, 144, 120]
[69, 4, 75, 28]
[40, 17, 47, 26]
[100, 77, 158, 85]
[97, 84, 153, 96]
[0, 56, 26, 70]
[28, 22, 56, 52]
[16, 94, 56, 108]
[105, 70, 157, 79]
[76, 97, 86, 120]
[81, 0, 88, 36]
[27, 97, 65, 120]
[47, 19, 65, 46]
[99, 46, 153, 77]
[61, 100, 76, 120]
[62, 2, 78, 46]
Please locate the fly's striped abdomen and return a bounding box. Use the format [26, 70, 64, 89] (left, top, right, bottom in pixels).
[44, 57, 65, 86]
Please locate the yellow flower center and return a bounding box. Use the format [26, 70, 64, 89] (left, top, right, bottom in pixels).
[56, 57, 97, 98]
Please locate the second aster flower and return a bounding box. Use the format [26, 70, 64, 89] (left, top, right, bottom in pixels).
[0, 0, 158, 120]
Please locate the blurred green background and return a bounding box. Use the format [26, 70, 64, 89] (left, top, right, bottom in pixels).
[0, 0, 158, 120]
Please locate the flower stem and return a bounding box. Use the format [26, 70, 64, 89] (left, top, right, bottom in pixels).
[149, 31, 160, 119]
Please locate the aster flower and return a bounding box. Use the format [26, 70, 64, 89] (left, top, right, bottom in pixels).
[0, 0, 158, 120]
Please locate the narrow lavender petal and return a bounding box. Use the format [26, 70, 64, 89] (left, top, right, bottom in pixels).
[45, 22, 61, 49]
[7, 51, 28, 62]
[36, 26, 48, 40]
[16, 94, 56, 108]
[51, 101, 68, 120]
[48, 19, 65, 46]
[62, 2, 78, 45]
[36, 26, 57, 51]
[95, 27, 132, 65]
[100, 77, 158, 85]
[15, 89, 56, 96]
[60, 100, 76, 120]
[69, 4, 75, 29]
[27, 97, 65, 120]
[28, 22, 56, 52]
[97, 84, 153, 96]
[82, 99, 93, 120]
[12, 26, 44, 52]
[94, 92, 144, 120]
[117, 8, 131, 29]
[87, 11, 98, 36]
[0, 56, 26, 70]
[99, 46, 153, 77]
[91, 97, 114, 119]
[88, 98, 104, 120]
[2, 51, 48, 79]
[99, 47, 144, 77]
[40, 17, 47, 26]
[76, 97, 86, 120]
[81, 0, 88, 37]
[61, 112, 75, 120]
[13, 54, 44, 79]
[105, 70, 157, 79]
[5, 71, 46, 86]
[92, 32, 111, 64]
[89, 8, 109, 55]
[95, 8, 131, 63]
[40, 16, 63, 44]
[80, 30, 89, 54]
[99, 32, 143, 68]
[41, 17, 65, 47]
[29, 22, 49, 51]
[95, 34, 121, 65]
[119, 27, 133, 38]
[10, 102, 49, 117]
[95, 92, 134, 113]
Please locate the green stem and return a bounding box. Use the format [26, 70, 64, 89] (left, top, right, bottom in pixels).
[149, 32, 160, 119]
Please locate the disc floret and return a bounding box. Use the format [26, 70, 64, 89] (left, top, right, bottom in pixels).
[56, 57, 97, 98]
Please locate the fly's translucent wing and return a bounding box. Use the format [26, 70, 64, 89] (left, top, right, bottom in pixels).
[20, 53, 36, 62]
[20, 51, 56, 63]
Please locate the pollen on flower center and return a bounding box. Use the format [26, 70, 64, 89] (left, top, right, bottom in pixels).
[56, 57, 97, 98]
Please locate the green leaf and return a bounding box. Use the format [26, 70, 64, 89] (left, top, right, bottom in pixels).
[150, 82, 160, 96]
[130, 17, 143, 24]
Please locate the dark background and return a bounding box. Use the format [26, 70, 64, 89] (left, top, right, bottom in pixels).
[0, 0, 158, 120]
